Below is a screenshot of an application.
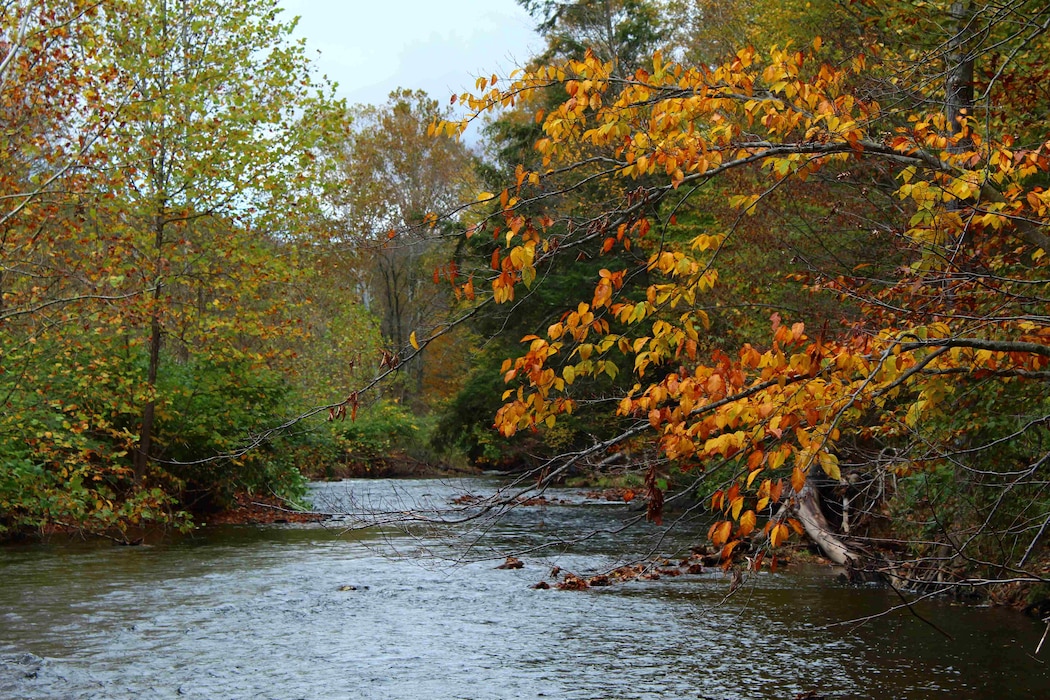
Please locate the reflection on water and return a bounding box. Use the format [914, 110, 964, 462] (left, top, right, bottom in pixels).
[1, 478, 1047, 699]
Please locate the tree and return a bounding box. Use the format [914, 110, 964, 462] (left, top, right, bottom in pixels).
[323, 89, 477, 408]
[434, 2, 675, 467]
[0, 0, 146, 535]
[85, 0, 338, 483]
[0, 0, 119, 322]
[519, 0, 665, 73]
[0, 0, 349, 536]
[428, 0, 1050, 596]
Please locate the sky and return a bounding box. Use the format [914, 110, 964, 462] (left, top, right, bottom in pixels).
[278, 0, 543, 108]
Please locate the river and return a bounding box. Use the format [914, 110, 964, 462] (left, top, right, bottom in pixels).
[1, 477, 1047, 699]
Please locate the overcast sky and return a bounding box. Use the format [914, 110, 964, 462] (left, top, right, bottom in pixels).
[279, 0, 543, 108]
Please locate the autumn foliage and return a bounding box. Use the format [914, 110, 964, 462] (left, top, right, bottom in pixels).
[431, 0, 1050, 588]
[0, 0, 356, 537]
[2, 0, 1048, 600]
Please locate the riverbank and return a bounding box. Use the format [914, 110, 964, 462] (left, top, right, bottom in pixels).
[199, 493, 327, 526]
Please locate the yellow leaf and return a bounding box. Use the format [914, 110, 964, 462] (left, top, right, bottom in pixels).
[409, 331, 420, 350]
[819, 452, 840, 481]
[739, 510, 757, 537]
[731, 496, 744, 521]
[770, 523, 789, 548]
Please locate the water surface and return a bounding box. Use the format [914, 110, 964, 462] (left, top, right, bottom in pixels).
[1, 478, 1047, 698]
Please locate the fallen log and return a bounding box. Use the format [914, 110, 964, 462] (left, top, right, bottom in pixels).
[793, 470, 867, 573]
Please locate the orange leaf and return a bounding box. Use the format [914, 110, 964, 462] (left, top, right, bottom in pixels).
[710, 520, 732, 547]
[791, 466, 806, 493]
[747, 450, 764, 471]
[592, 278, 613, 308]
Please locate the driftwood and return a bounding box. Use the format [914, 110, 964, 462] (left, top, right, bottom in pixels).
[795, 479, 863, 568]
[762, 464, 865, 570]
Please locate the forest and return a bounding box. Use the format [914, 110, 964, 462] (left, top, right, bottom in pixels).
[1, 0, 1049, 610]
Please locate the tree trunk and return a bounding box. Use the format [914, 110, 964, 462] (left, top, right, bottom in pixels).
[946, 2, 975, 149]
[795, 478, 863, 568]
[134, 305, 162, 483]
[134, 213, 165, 484]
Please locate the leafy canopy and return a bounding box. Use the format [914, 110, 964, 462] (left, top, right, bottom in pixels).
[428, 0, 1050, 575]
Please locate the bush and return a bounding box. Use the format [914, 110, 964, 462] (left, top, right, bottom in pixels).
[155, 355, 308, 508]
[341, 399, 426, 465]
[0, 342, 313, 537]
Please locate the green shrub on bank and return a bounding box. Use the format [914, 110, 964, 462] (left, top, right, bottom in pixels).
[0, 346, 310, 537]
[342, 399, 431, 464]
[155, 355, 308, 508]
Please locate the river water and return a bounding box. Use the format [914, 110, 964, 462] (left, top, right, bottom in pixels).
[1, 477, 1047, 699]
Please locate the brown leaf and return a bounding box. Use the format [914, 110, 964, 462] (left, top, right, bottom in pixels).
[496, 556, 524, 570]
[557, 575, 589, 590]
[644, 464, 663, 525]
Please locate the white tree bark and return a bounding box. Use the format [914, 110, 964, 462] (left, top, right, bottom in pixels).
[796, 480, 862, 568]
